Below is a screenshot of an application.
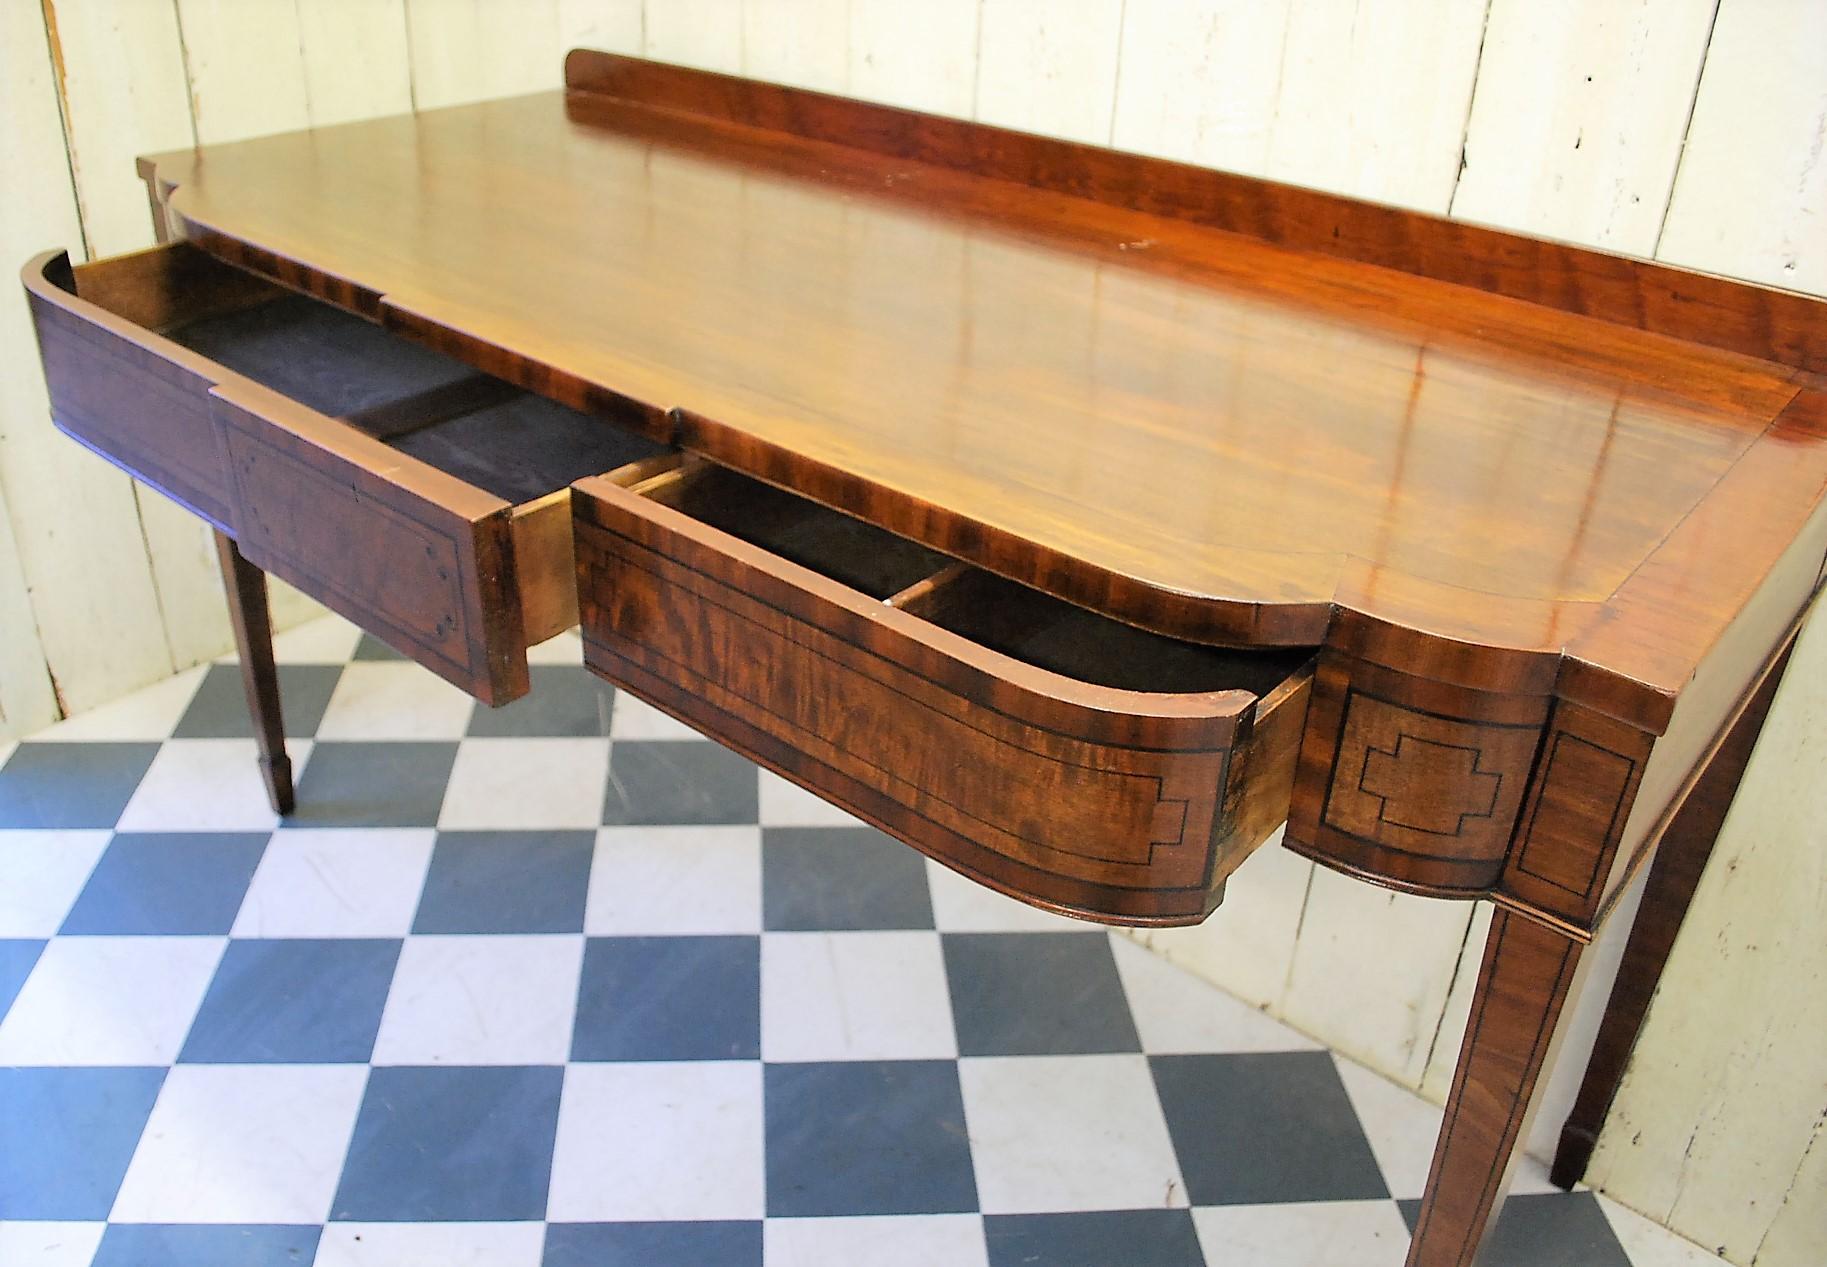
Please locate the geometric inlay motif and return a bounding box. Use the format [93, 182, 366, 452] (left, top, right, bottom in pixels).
[1360, 734, 1502, 836]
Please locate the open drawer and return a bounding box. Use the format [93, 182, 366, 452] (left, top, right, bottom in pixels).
[24, 243, 671, 704]
[573, 461, 1317, 925]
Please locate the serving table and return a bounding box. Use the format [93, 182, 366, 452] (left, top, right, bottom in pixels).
[23, 51, 1825, 1266]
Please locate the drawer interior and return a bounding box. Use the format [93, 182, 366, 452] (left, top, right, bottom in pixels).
[896, 567, 1314, 696]
[641, 461, 953, 599]
[641, 463, 1316, 698]
[163, 293, 670, 504]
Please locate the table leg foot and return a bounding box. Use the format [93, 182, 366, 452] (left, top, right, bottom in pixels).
[215, 530, 294, 816]
[1407, 909, 1585, 1267]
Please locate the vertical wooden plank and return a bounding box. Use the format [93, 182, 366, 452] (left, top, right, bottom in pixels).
[1126, 833, 1313, 1013]
[848, 0, 979, 118]
[1111, 0, 1293, 173]
[405, 0, 562, 110]
[40, 0, 244, 678]
[642, 0, 743, 74]
[1582, 7, 1827, 1261]
[41, 0, 194, 255]
[0, 0, 176, 717]
[557, 0, 643, 56]
[1280, 869, 1480, 1087]
[1450, 0, 1717, 252]
[1656, 0, 1827, 294]
[298, 0, 413, 126]
[973, 0, 1124, 145]
[743, 0, 848, 94]
[1586, 604, 1827, 1265]
[1268, 0, 1489, 211]
[0, 477, 56, 739]
[173, 0, 311, 143]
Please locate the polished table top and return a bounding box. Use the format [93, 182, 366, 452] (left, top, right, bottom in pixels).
[143, 57, 1827, 730]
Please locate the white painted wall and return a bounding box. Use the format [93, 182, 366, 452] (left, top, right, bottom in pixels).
[1, 3, 1820, 1259]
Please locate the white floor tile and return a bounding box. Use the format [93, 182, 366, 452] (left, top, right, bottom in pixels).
[232, 828, 435, 937]
[114, 738, 310, 832]
[0, 936, 225, 1065]
[438, 738, 609, 830]
[925, 859, 1090, 933]
[0, 830, 112, 936]
[547, 1061, 765, 1221]
[315, 663, 477, 740]
[312, 1222, 545, 1267]
[959, 1054, 1186, 1214]
[0, 1222, 106, 1267]
[762, 932, 956, 1062]
[609, 691, 704, 740]
[1193, 1200, 1412, 1267]
[1599, 1195, 1726, 1266]
[764, 1214, 989, 1267]
[524, 628, 584, 665]
[30, 666, 205, 743]
[110, 1064, 368, 1223]
[586, 826, 762, 934]
[269, 613, 364, 664]
[1331, 1056, 1444, 1201]
[758, 769, 863, 827]
[371, 934, 583, 1065]
[1109, 934, 1322, 1055]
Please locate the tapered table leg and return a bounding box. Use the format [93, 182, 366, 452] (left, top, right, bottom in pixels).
[1406, 910, 1585, 1267]
[1547, 632, 1798, 1189]
[215, 530, 294, 815]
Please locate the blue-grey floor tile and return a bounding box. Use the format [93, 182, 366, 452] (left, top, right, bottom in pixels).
[944, 932, 1140, 1056]
[543, 1221, 762, 1267]
[0, 1065, 166, 1220]
[59, 832, 270, 935]
[289, 742, 459, 827]
[762, 826, 934, 931]
[413, 831, 595, 934]
[0, 938, 45, 1018]
[572, 936, 760, 1061]
[0, 742, 161, 829]
[602, 741, 759, 826]
[332, 1065, 563, 1222]
[985, 1210, 1205, 1267]
[468, 667, 615, 737]
[1397, 1192, 1635, 1267]
[173, 663, 344, 739]
[766, 1061, 977, 1217]
[89, 1223, 321, 1267]
[1152, 1052, 1388, 1206]
[179, 938, 402, 1063]
[353, 633, 406, 661]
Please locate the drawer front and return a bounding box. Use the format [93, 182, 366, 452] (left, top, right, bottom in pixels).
[26, 253, 234, 528]
[574, 478, 1289, 926]
[212, 381, 527, 704]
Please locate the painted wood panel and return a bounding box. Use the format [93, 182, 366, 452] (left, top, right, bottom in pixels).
[847, 0, 980, 118]
[974, 0, 1125, 145]
[1450, 0, 1716, 251]
[643, 0, 743, 75]
[405, 0, 562, 110]
[743, 0, 848, 93]
[1587, 5, 1827, 1262]
[0, 0, 176, 717]
[0, 479, 55, 738]
[299, 0, 413, 127]
[1266, 0, 1488, 211]
[558, 0, 643, 57]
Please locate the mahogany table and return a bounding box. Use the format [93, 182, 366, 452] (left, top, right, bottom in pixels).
[23, 52, 1825, 1267]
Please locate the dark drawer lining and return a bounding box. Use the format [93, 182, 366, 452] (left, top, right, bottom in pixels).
[640, 462, 1318, 696]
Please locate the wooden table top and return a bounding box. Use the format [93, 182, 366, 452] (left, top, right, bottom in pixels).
[143, 53, 1827, 730]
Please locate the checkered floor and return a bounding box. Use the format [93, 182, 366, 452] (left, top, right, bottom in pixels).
[0, 615, 1719, 1266]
